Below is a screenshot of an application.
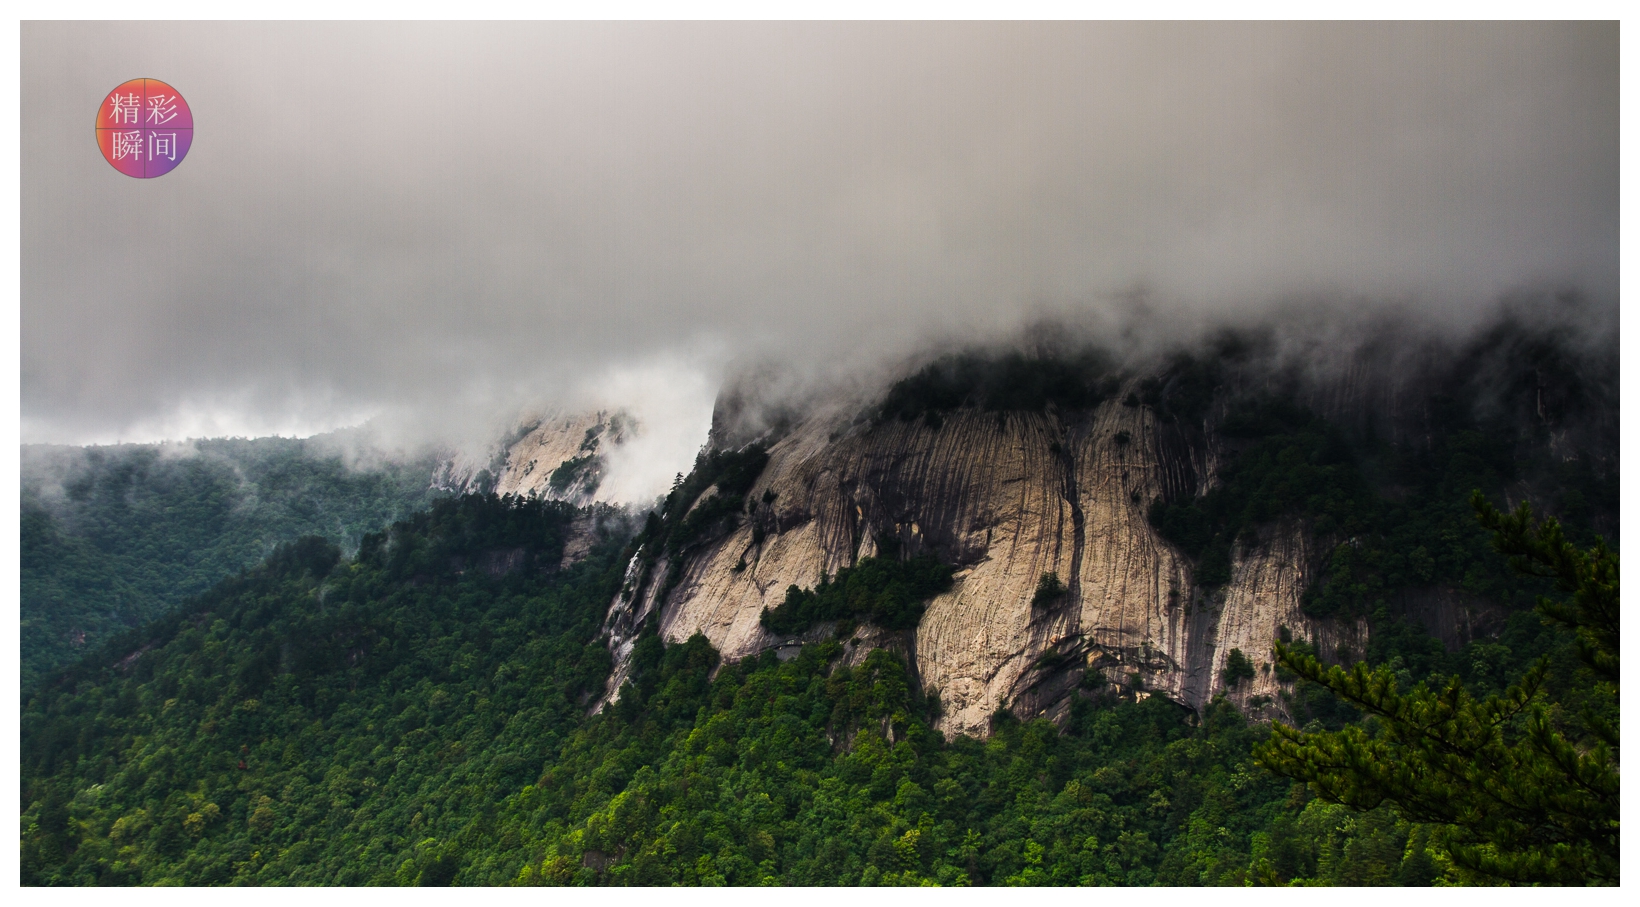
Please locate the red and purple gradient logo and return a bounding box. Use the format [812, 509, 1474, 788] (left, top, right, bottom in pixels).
[95, 78, 193, 178]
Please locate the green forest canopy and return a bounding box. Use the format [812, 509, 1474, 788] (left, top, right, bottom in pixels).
[18, 494, 1462, 886]
[20, 438, 446, 688]
[19, 479, 1610, 885]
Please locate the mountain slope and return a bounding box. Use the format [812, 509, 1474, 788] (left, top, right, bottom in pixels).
[21, 493, 1459, 886]
[20, 495, 628, 885]
[20, 437, 448, 688]
[601, 311, 1616, 735]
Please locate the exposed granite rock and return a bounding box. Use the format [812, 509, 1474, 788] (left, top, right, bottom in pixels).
[597, 384, 1373, 737]
[434, 411, 632, 505]
[572, 309, 1617, 735]
[1206, 527, 1368, 724]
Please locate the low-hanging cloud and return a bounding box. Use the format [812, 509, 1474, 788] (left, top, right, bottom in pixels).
[580, 351, 723, 506]
[21, 22, 1618, 455]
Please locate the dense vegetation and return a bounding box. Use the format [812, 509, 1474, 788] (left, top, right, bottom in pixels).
[20, 438, 446, 689]
[21, 487, 1605, 886]
[1127, 318, 1620, 883]
[20, 493, 1465, 885]
[21, 495, 624, 885]
[878, 350, 1120, 428]
[494, 640, 1445, 887]
[1148, 403, 1368, 590]
[1261, 497, 1619, 884]
[759, 538, 955, 635]
[548, 455, 601, 497]
[1148, 373, 1614, 618]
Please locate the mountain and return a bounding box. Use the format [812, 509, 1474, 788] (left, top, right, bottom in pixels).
[596, 307, 1616, 735]
[18, 305, 1617, 885]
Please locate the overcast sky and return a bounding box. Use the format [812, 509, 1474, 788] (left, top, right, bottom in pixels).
[22, 22, 1619, 462]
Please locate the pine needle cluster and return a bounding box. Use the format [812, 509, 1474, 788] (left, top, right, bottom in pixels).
[1257, 494, 1619, 885]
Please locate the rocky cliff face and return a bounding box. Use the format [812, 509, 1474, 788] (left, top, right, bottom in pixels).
[433, 411, 632, 505]
[582, 308, 1615, 738]
[598, 386, 1368, 737]
[590, 303, 1613, 734]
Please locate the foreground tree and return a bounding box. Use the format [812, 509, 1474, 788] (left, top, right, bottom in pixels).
[1257, 493, 1619, 885]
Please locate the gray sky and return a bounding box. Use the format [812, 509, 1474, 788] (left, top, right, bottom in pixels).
[22, 22, 1619, 460]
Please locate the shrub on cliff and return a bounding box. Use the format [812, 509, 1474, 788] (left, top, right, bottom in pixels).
[1031, 572, 1068, 609]
[877, 349, 1118, 425]
[631, 443, 771, 562]
[760, 549, 954, 635]
[1222, 648, 1256, 687]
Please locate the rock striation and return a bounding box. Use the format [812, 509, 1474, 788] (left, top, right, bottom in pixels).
[534, 308, 1615, 737]
[597, 385, 1370, 737]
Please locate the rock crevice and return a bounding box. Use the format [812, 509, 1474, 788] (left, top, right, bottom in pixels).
[595, 394, 1366, 736]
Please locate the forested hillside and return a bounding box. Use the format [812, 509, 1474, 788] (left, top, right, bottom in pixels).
[19, 487, 1603, 885]
[18, 315, 1618, 886]
[20, 437, 447, 688]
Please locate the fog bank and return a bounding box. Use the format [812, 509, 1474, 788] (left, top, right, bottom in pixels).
[22, 22, 1618, 465]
